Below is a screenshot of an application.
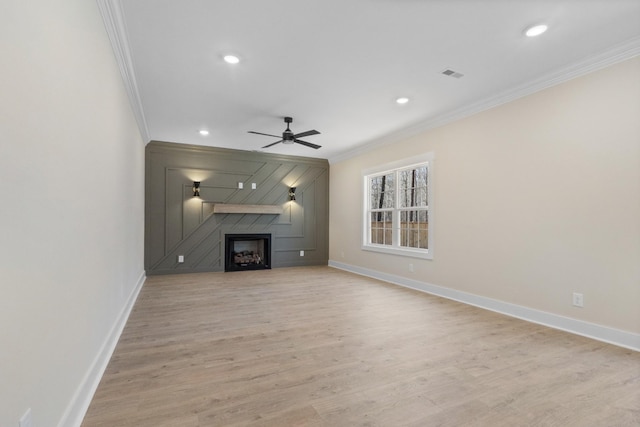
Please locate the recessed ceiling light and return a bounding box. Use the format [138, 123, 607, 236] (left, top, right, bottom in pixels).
[396, 97, 410, 105]
[199, 130, 209, 136]
[525, 24, 548, 37]
[223, 55, 240, 64]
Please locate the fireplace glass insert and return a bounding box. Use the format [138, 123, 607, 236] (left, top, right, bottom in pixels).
[225, 233, 271, 272]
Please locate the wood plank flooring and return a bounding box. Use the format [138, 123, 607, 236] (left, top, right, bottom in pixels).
[82, 266, 640, 426]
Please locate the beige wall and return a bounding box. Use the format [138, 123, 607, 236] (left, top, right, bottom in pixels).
[0, 1, 145, 426]
[330, 57, 640, 336]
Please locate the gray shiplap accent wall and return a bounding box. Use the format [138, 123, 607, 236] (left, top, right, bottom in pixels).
[145, 141, 329, 274]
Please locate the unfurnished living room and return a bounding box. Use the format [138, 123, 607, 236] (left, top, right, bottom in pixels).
[1, 1, 639, 426]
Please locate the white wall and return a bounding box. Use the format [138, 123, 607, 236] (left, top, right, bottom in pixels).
[0, 1, 145, 426]
[330, 57, 640, 345]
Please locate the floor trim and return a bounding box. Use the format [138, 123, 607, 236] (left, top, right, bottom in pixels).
[329, 260, 639, 352]
[58, 271, 146, 427]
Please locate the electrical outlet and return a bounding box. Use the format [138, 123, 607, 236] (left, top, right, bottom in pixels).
[251, 183, 256, 189]
[300, 250, 304, 256]
[572, 292, 584, 307]
[409, 263, 414, 273]
[238, 182, 243, 189]
[19, 408, 32, 427]
[178, 255, 184, 263]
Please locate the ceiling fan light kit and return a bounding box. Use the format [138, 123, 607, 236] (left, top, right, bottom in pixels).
[248, 116, 322, 150]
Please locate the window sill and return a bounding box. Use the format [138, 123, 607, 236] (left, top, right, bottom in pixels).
[362, 244, 432, 260]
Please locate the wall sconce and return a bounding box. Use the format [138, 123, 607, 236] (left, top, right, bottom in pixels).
[192, 181, 201, 197]
[288, 187, 296, 201]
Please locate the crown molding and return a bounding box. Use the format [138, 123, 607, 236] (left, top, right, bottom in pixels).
[329, 36, 640, 165]
[96, 0, 150, 142]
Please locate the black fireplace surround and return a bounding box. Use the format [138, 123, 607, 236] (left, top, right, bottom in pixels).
[225, 233, 271, 272]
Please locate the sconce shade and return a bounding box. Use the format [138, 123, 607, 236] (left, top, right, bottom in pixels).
[193, 181, 201, 197]
[288, 187, 296, 201]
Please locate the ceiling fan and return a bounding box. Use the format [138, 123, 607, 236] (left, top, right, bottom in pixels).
[249, 117, 321, 149]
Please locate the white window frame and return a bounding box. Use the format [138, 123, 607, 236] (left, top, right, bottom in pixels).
[362, 153, 434, 260]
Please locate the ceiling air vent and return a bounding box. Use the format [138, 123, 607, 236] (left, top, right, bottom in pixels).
[441, 68, 464, 79]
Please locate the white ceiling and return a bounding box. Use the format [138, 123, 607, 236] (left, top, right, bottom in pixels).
[107, 0, 640, 161]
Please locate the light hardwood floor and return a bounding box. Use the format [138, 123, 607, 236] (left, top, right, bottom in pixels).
[82, 266, 639, 426]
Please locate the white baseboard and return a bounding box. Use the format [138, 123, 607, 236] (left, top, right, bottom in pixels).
[329, 260, 639, 352]
[58, 271, 146, 427]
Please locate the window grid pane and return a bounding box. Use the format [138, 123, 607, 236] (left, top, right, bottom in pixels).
[369, 174, 395, 210]
[370, 211, 393, 246]
[399, 209, 428, 249]
[399, 166, 428, 208]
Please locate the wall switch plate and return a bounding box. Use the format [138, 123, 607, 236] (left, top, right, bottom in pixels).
[178, 255, 184, 263]
[238, 182, 243, 189]
[572, 292, 584, 307]
[300, 250, 304, 256]
[251, 183, 256, 189]
[19, 408, 32, 427]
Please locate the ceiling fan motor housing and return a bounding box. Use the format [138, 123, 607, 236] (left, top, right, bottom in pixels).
[283, 117, 294, 143]
[283, 130, 294, 143]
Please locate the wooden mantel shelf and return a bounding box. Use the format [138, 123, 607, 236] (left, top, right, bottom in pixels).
[212, 204, 283, 215]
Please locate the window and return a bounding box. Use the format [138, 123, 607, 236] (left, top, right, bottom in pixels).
[363, 153, 433, 259]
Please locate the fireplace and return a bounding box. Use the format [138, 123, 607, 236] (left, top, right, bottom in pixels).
[225, 233, 271, 272]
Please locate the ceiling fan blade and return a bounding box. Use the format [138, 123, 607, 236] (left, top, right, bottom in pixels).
[248, 131, 281, 138]
[262, 140, 284, 148]
[293, 129, 320, 139]
[294, 139, 321, 149]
